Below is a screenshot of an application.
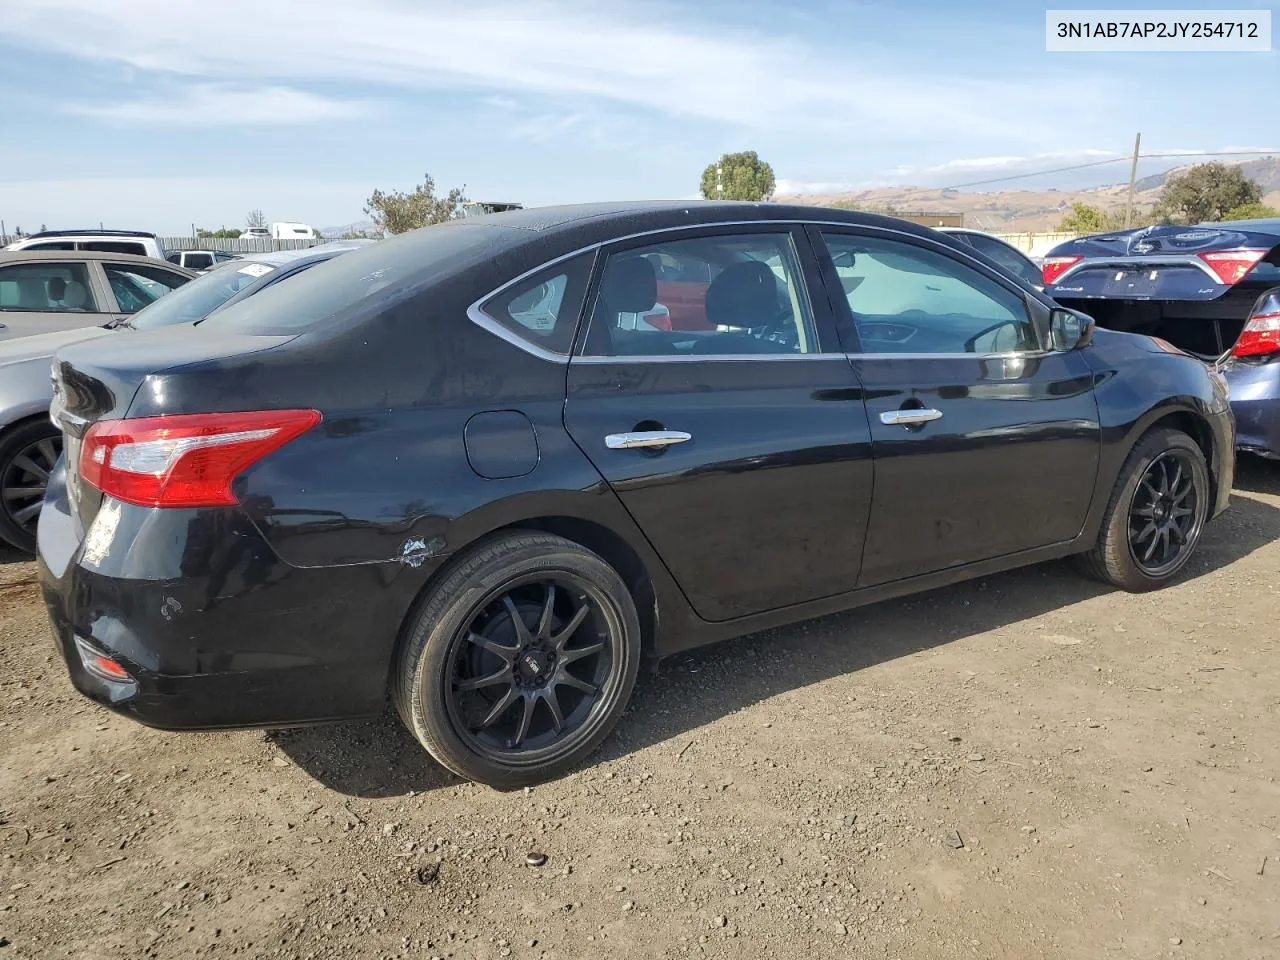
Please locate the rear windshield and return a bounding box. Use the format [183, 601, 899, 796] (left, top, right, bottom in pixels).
[130, 260, 277, 330]
[199, 224, 500, 334]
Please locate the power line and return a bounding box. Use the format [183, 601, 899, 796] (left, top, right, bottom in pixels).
[943, 150, 1276, 190]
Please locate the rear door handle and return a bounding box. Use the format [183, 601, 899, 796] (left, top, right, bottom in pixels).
[879, 408, 942, 426]
[605, 431, 692, 450]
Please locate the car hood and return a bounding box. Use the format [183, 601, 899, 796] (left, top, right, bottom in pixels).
[0, 326, 112, 367]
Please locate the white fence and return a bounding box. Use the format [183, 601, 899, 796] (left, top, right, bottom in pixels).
[160, 237, 330, 254]
[990, 232, 1078, 257]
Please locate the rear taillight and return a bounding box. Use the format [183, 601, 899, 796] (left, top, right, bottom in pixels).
[1041, 256, 1082, 286]
[1198, 248, 1267, 285]
[80, 409, 321, 508]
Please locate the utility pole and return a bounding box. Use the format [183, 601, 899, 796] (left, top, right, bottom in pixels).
[716, 163, 724, 199]
[1124, 132, 1142, 228]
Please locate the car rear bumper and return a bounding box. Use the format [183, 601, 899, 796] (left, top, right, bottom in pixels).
[1223, 361, 1280, 459]
[37, 461, 416, 730]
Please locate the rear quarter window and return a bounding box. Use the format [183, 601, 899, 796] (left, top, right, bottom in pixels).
[200, 224, 499, 334]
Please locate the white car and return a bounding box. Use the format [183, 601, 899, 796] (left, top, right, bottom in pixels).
[4, 229, 165, 260]
[238, 227, 271, 240]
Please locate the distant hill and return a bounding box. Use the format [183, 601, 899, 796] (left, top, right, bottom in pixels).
[778, 156, 1280, 233]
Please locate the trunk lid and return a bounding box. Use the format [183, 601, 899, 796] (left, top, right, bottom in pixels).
[50, 327, 297, 530]
[1046, 224, 1280, 302]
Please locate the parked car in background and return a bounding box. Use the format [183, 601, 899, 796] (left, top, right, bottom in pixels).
[39, 202, 1232, 788]
[0, 251, 193, 341]
[271, 221, 317, 240]
[4, 229, 166, 260]
[1044, 220, 1280, 458]
[936, 227, 1044, 289]
[239, 227, 270, 241]
[166, 250, 240, 272]
[0, 241, 370, 552]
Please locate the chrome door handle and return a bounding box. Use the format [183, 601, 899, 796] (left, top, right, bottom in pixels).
[879, 408, 942, 426]
[605, 430, 692, 450]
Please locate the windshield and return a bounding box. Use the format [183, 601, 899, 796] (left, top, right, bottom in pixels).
[129, 260, 276, 330]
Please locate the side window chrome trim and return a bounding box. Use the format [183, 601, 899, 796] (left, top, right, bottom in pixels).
[466, 218, 1048, 362]
[571, 353, 845, 364]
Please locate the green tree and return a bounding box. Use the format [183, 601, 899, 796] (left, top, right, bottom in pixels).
[196, 226, 242, 239]
[1058, 203, 1110, 233]
[699, 151, 776, 202]
[1221, 201, 1279, 221]
[1155, 163, 1263, 224]
[364, 173, 467, 235]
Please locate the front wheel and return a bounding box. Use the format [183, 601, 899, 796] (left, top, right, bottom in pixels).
[394, 532, 642, 787]
[1079, 427, 1209, 591]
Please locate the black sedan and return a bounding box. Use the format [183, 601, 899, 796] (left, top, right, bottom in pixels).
[38, 202, 1234, 787]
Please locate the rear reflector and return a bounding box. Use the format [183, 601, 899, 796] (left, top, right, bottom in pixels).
[1041, 256, 1082, 286]
[74, 637, 134, 684]
[1198, 248, 1267, 286]
[80, 409, 321, 508]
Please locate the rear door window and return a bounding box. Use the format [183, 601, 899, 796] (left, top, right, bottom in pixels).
[0, 262, 98, 312]
[184, 252, 214, 270]
[80, 240, 149, 256]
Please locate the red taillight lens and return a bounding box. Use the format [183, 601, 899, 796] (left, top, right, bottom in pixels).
[1041, 256, 1082, 286]
[1231, 312, 1280, 358]
[80, 409, 321, 508]
[1198, 248, 1266, 285]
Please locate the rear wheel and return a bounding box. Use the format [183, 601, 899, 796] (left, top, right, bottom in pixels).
[0, 419, 63, 554]
[394, 532, 641, 787]
[1079, 427, 1209, 591]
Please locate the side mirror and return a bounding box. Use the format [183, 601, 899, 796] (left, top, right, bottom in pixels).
[1049, 308, 1095, 351]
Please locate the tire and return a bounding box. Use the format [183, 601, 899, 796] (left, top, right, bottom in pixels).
[394, 532, 642, 787]
[1079, 427, 1209, 591]
[0, 418, 63, 554]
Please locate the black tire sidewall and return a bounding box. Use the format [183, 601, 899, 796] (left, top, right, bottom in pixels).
[1098, 429, 1209, 590]
[0, 418, 61, 554]
[397, 534, 641, 787]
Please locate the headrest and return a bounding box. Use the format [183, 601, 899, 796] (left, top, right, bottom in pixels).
[599, 257, 656, 314]
[705, 260, 779, 328]
[46, 276, 67, 300]
[62, 280, 89, 309]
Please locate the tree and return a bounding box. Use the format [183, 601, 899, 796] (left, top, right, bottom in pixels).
[1222, 201, 1279, 221]
[364, 173, 467, 235]
[196, 226, 242, 239]
[245, 208, 267, 230]
[1155, 163, 1263, 224]
[699, 151, 776, 202]
[1058, 203, 1110, 233]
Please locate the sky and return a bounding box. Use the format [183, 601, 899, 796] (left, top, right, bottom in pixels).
[0, 0, 1276, 233]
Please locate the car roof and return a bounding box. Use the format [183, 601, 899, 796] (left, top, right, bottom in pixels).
[214, 240, 376, 270]
[383, 201, 948, 264]
[0, 250, 195, 272]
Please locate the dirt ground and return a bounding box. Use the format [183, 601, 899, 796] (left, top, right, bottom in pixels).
[2, 460, 1278, 960]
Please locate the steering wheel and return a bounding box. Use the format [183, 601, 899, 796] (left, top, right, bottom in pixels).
[964, 320, 1026, 354]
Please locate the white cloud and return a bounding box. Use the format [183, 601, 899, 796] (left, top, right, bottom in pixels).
[64, 85, 373, 125]
[0, 0, 1063, 139]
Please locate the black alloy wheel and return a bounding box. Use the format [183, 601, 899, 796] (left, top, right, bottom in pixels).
[1127, 449, 1204, 577]
[1080, 427, 1209, 592]
[0, 422, 63, 554]
[395, 532, 641, 787]
[445, 575, 616, 761]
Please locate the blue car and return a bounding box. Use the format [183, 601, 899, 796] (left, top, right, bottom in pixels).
[1043, 220, 1280, 459]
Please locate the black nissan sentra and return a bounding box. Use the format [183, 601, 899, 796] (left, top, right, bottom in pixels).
[38, 202, 1234, 787]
